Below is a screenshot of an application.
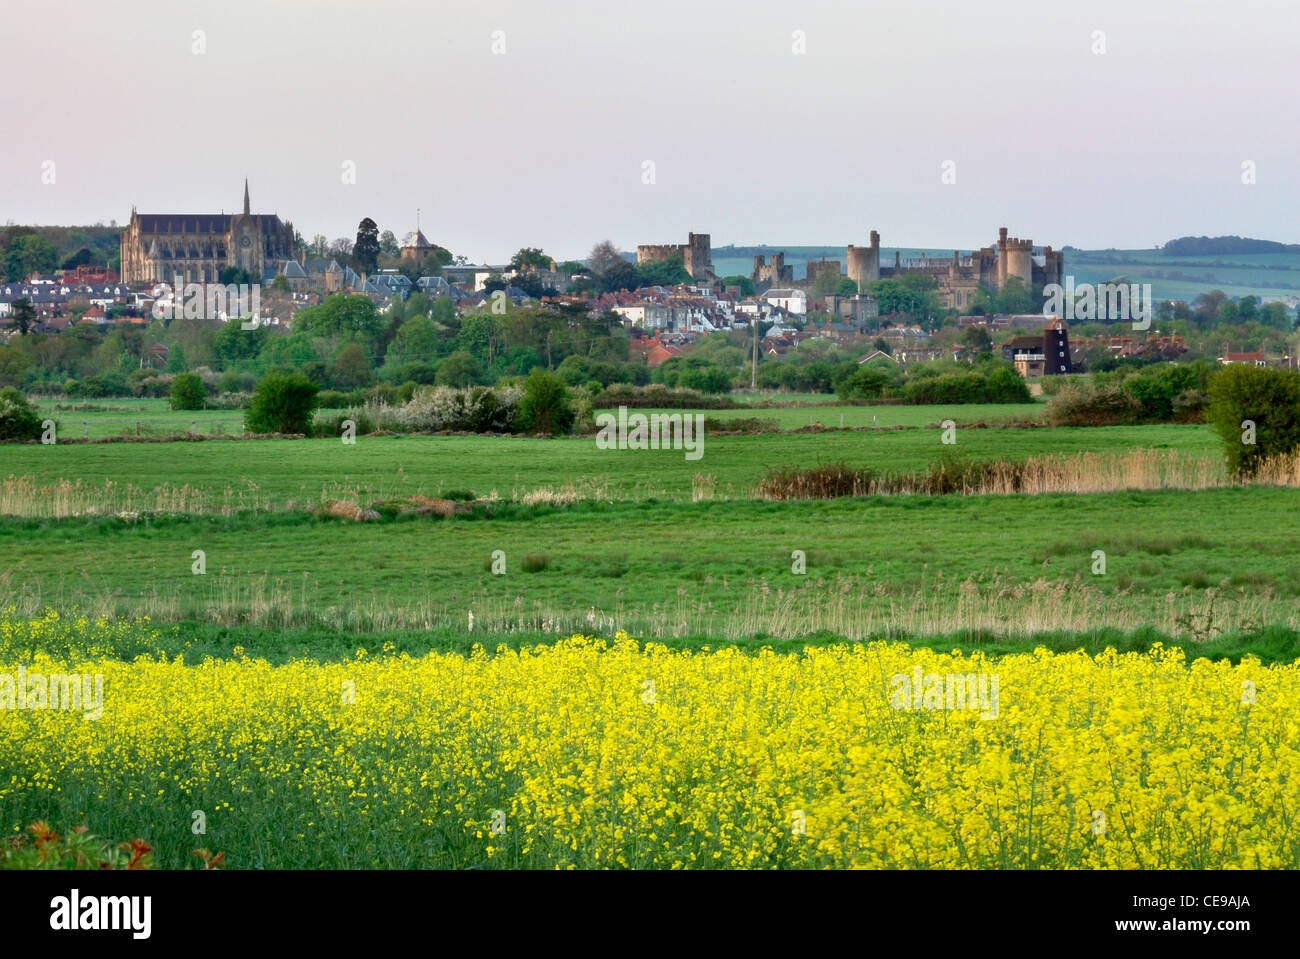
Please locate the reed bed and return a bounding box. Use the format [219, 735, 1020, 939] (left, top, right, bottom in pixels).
[753, 448, 1300, 500]
[0, 474, 277, 519]
[6, 570, 1294, 642]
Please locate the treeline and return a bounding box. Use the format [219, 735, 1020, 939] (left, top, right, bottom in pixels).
[1162, 236, 1300, 256]
[1, 225, 123, 281]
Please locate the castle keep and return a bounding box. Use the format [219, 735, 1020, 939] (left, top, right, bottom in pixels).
[119, 181, 297, 284]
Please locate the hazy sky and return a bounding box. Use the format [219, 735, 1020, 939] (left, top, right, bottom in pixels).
[3, 0, 1296, 262]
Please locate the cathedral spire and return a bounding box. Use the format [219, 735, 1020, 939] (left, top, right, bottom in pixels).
[243, 178, 250, 215]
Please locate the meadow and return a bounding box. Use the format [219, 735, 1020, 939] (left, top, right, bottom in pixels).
[3, 400, 1299, 870]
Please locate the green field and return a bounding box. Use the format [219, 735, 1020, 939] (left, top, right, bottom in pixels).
[3, 423, 1217, 503]
[1, 414, 1292, 657]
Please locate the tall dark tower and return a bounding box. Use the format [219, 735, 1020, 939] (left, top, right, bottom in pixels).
[1044, 318, 1072, 375]
[243, 178, 250, 215]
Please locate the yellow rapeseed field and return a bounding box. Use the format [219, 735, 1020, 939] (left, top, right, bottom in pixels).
[1, 612, 1296, 868]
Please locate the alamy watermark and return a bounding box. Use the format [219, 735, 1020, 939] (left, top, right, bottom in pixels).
[595, 406, 704, 461]
[1043, 276, 1153, 330]
[150, 276, 261, 325]
[890, 666, 999, 719]
[1, 667, 103, 720]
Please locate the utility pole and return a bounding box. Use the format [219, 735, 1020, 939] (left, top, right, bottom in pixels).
[752, 315, 758, 389]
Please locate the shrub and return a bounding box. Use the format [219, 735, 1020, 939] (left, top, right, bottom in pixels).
[245, 372, 320, 435]
[169, 372, 207, 410]
[517, 369, 575, 436]
[317, 389, 363, 409]
[1208, 365, 1300, 475]
[0, 822, 155, 870]
[522, 553, 551, 573]
[395, 385, 522, 433]
[0, 387, 42, 441]
[1044, 382, 1143, 426]
[313, 407, 377, 438]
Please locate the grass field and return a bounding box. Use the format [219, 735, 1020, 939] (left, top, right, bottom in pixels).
[4, 399, 1299, 870]
[3, 423, 1218, 504]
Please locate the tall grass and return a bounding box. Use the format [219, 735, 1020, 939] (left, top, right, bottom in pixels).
[6, 570, 1293, 643]
[753, 448, 1300, 500]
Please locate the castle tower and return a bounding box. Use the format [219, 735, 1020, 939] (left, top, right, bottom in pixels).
[846, 230, 880, 291]
[685, 232, 713, 280]
[996, 226, 1034, 290]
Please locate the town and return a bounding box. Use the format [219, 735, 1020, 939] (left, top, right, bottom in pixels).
[1, 184, 1296, 405]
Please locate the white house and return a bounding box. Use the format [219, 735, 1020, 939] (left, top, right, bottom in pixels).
[761, 288, 807, 316]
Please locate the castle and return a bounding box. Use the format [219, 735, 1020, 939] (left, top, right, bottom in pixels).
[119, 181, 297, 285]
[636, 232, 714, 280]
[753, 228, 1064, 310]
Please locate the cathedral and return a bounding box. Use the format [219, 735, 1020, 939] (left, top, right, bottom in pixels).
[119, 181, 297, 285]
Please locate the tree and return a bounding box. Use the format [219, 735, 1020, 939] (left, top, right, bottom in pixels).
[4, 235, 57, 281]
[12, 298, 36, 335]
[354, 218, 380, 275]
[434, 351, 484, 387]
[960, 325, 993, 353]
[517, 368, 574, 435]
[597, 260, 640, 293]
[721, 275, 755, 297]
[1258, 301, 1291, 330]
[1208, 365, 1300, 475]
[587, 240, 623, 277]
[637, 256, 690, 287]
[835, 278, 859, 296]
[218, 266, 255, 286]
[995, 276, 1034, 315]
[811, 266, 841, 299]
[379, 230, 400, 257]
[272, 274, 290, 293]
[61, 247, 93, 270]
[329, 238, 354, 262]
[245, 372, 320, 435]
[1193, 290, 1228, 327]
[292, 294, 383, 345]
[510, 248, 550, 271]
[165, 343, 188, 373]
[0, 387, 42, 440]
[307, 235, 330, 258]
[169, 372, 206, 410]
[331, 342, 372, 389]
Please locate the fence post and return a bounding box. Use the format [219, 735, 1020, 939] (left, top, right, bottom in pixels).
[135, 422, 140, 438]
[191, 421, 196, 435]
[83, 422, 88, 439]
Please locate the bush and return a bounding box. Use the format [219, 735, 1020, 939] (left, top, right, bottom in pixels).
[245, 372, 320, 435]
[517, 369, 575, 436]
[902, 370, 1030, 405]
[313, 407, 377, 438]
[317, 389, 364, 409]
[1044, 382, 1143, 426]
[0, 387, 42, 441]
[1208, 365, 1300, 475]
[169, 372, 207, 410]
[395, 385, 522, 433]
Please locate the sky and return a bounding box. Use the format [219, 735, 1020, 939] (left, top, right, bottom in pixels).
[3, 0, 1297, 262]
